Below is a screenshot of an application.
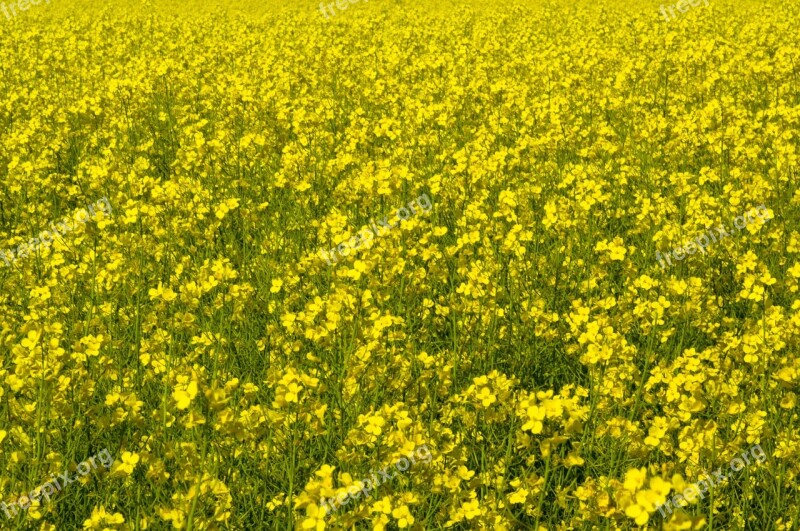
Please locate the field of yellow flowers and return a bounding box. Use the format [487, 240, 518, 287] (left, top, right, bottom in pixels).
[1, 0, 799, 529]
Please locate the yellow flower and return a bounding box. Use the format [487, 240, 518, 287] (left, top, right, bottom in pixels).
[623, 468, 647, 492]
[364, 414, 386, 436]
[82, 506, 125, 529]
[112, 451, 140, 477]
[624, 500, 650, 526]
[371, 496, 393, 515]
[781, 392, 796, 409]
[391, 505, 414, 528]
[301, 502, 326, 531]
[148, 282, 177, 302]
[285, 382, 302, 403]
[476, 387, 496, 407]
[508, 487, 529, 504]
[522, 405, 546, 434]
[173, 379, 198, 410]
[461, 499, 481, 520]
[564, 452, 584, 467]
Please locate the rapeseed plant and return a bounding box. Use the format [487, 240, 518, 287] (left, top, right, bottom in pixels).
[0, 0, 797, 529]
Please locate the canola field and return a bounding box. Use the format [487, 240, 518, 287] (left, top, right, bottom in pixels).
[1, 0, 799, 529]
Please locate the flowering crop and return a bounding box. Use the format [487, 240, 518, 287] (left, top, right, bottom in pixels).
[0, 0, 799, 529]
